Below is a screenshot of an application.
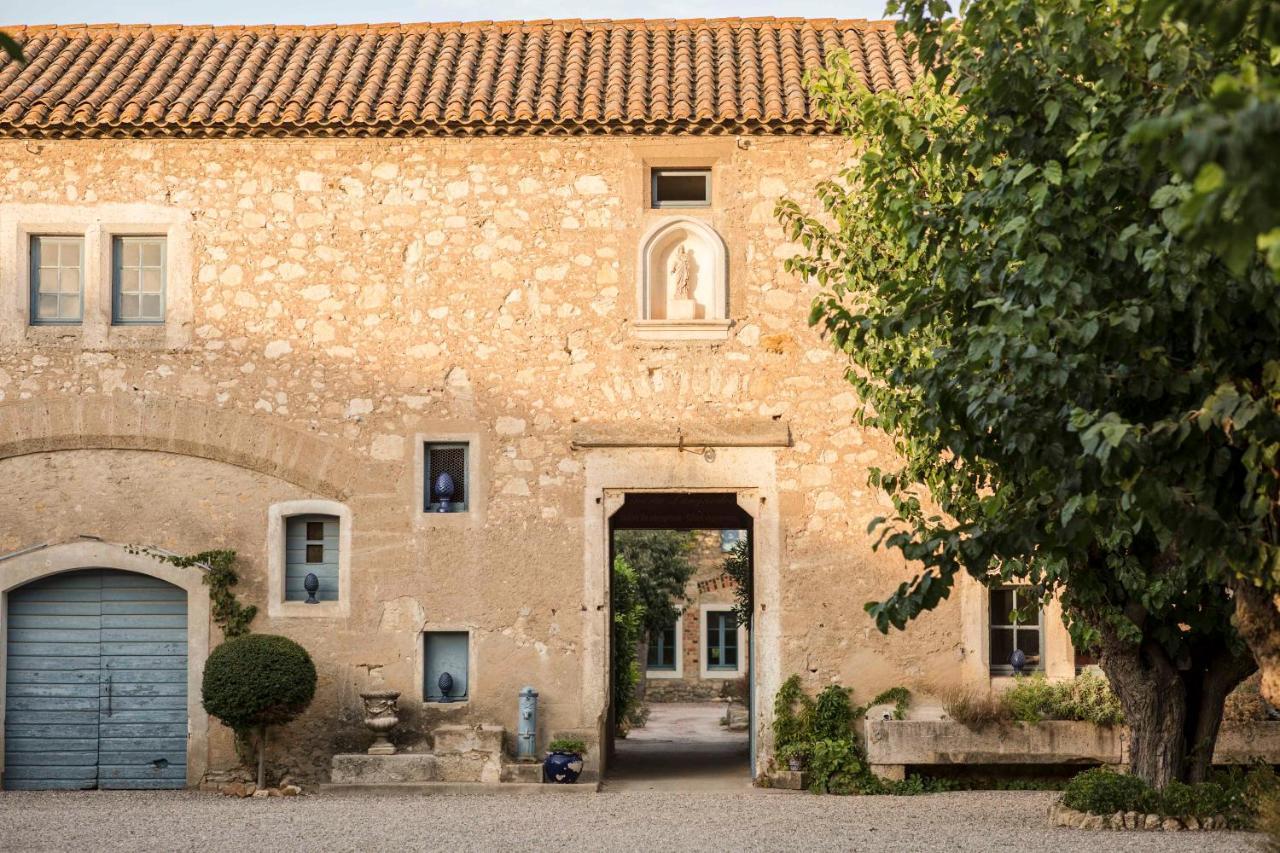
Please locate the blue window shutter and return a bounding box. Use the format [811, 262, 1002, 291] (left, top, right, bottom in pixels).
[285, 514, 339, 601]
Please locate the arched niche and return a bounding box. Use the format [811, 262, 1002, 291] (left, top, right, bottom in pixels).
[635, 217, 732, 341]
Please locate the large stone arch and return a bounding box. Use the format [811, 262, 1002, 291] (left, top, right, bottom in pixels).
[0, 394, 393, 500]
[0, 540, 213, 787]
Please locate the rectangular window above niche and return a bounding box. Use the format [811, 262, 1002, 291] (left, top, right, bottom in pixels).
[424, 631, 470, 702]
[423, 442, 469, 512]
[651, 168, 711, 208]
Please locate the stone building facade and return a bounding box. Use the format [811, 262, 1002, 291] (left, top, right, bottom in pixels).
[0, 19, 1083, 789]
[645, 530, 747, 703]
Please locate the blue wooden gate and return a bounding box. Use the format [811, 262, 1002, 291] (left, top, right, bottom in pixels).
[4, 569, 188, 790]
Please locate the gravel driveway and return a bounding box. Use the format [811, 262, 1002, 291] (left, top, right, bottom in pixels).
[0, 789, 1264, 852]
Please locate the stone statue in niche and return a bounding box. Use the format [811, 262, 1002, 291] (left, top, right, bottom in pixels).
[667, 243, 700, 320]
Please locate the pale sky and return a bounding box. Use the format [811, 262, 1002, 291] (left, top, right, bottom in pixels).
[8, 1, 896, 26]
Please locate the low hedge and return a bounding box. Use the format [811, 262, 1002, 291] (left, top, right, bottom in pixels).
[1062, 767, 1270, 828]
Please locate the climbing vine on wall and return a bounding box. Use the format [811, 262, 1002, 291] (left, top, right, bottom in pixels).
[127, 546, 257, 638]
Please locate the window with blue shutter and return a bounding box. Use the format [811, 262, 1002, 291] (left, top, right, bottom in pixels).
[285, 514, 339, 602]
[706, 610, 738, 671]
[646, 615, 678, 670]
[424, 632, 469, 701]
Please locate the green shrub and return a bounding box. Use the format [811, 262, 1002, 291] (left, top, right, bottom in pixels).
[808, 737, 871, 795]
[868, 686, 912, 720]
[811, 684, 856, 740]
[1062, 768, 1154, 814]
[202, 634, 316, 732]
[1057, 672, 1126, 726]
[548, 738, 586, 754]
[1003, 674, 1061, 724]
[772, 675, 815, 751]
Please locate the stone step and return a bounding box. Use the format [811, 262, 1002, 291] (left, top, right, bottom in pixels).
[331, 753, 438, 784]
[500, 762, 543, 784]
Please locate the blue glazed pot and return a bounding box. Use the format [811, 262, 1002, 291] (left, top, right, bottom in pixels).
[543, 750, 583, 784]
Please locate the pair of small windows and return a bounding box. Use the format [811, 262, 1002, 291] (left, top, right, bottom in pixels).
[651, 168, 711, 208]
[29, 235, 166, 325]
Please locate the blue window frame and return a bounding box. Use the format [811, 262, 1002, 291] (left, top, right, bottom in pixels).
[30, 236, 84, 325]
[706, 610, 738, 671]
[285, 514, 339, 602]
[646, 616, 678, 670]
[112, 235, 166, 324]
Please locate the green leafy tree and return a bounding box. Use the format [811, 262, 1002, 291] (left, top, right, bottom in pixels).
[1134, 0, 1280, 710]
[779, 0, 1275, 787]
[202, 634, 317, 789]
[610, 555, 647, 735]
[613, 530, 696, 637]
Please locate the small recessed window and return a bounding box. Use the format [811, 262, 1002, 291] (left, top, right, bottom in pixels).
[30, 236, 84, 325]
[424, 442, 468, 512]
[286, 514, 339, 602]
[113, 235, 166, 324]
[424, 631, 469, 702]
[989, 587, 1044, 673]
[652, 168, 711, 208]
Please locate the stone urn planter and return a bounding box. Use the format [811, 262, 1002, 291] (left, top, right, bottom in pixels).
[360, 690, 401, 756]
[543, 739, 586, 784]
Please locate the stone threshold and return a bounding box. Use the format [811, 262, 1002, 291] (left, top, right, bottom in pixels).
[319, 781, 600, 795]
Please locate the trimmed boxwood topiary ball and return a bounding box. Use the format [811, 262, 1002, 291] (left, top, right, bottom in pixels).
[202, 634, 317, 731]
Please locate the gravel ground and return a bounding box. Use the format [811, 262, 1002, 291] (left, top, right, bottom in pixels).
[0, 789, 1264, 852]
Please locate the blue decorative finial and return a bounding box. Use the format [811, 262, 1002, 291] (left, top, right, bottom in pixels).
[433, 472, 456, 512]
[437, 671, 455, 702]
[1010, 648, 1027, 675]
[304, 572, 319, 605]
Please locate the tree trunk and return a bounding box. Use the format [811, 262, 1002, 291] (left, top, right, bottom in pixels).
[1098, 621, 1255, 787]
[1099, 633, 1185, 788]
[1232, 580, 1280, 708]
[257, 724, 267, 790]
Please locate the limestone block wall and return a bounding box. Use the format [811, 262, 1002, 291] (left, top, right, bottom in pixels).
[0, 134, 970, 781]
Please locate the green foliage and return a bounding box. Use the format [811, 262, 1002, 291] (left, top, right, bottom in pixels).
[1063, 765, 1274, 826]
[771, 675, 816, 751]
[1063, 768, 1156, 814]
[548, 738, 587, 755]
[868, 687, 913, 721]
[811, 684, 856, 740]
[201, 634, 316, 733]
[128, 547, 256, 638]
[611, 556, 646, 736]
[807, 738, 872, 795]
[782, 0, 1266, 784]
[945, 674, 1125, 726]
[721, 538, 752, 628]
[0, 31, 24, 64]
[613, 530, 696, 637]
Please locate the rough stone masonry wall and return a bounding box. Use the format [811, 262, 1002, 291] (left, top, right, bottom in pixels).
[0, 135, 967, 782]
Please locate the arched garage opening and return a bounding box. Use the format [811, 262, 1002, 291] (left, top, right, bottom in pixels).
[0, 541, 211, 790]
[4, 569, 189, 790]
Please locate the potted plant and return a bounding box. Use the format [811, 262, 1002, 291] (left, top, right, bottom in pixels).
[776, 742, 812, 772]
[543, 737, 587, 784]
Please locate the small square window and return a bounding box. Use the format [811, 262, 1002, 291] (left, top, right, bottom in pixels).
[113, 236, 166, 324]
[652, 169, 711, 208]
[424, 631, 469, 701]
[30, 236, 84, 325]
[425, 442, 468, 512]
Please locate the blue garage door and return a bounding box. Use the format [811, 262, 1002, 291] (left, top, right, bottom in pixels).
[4, 569, 188, 790]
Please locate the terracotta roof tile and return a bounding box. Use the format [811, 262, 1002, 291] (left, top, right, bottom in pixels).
[0, 18, 920, 138]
